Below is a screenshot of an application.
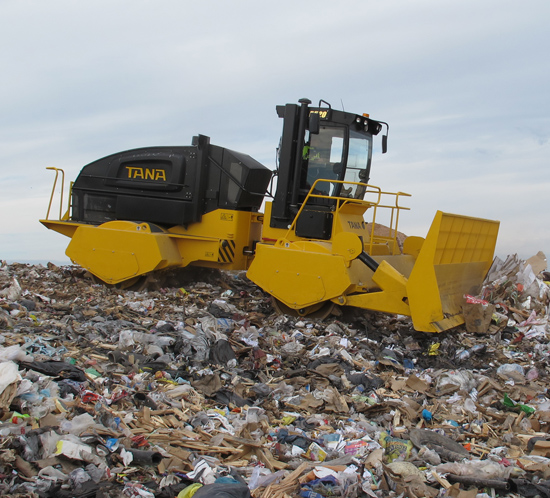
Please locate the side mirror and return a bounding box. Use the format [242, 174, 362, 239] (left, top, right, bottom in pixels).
[309, 113, 320, 134]
[382, 134, 388, 154]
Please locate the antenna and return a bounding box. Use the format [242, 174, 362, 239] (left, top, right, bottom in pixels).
[340, 99, 345, 111]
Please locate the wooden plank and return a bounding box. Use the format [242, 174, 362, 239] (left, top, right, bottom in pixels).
[257, 448, 288, 470]
[170, 440, 242, 454]
[143, 406, 151, 423]
[166, 446, 192, 462]
[172, 407, 189, 422]
[255, 448, 274, 471]
[222, 435, 263, 448]
[226, 446, 255, 462]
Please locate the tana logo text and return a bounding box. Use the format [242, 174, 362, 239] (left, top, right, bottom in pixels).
[125, 167, 167, 181]
[347, 221, 366, 230]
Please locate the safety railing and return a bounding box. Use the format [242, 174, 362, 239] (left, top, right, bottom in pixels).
[44, 167, 72, 221]
[287, 179, 411, 254]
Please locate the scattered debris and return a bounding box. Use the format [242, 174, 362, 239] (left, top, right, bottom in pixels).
[0, 252, 548, 497]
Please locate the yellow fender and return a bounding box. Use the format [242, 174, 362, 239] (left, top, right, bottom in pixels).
[66, 221, 181, 284]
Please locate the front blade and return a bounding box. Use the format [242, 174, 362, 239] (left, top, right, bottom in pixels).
[406, 211, 500, 332]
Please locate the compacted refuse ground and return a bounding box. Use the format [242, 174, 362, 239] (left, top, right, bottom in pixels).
[0, 252, 549, 498]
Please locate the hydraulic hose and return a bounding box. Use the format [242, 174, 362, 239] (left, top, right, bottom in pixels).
[358, 252, 379, 272]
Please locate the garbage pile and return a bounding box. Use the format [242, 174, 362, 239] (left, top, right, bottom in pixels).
[0, 252, 549, 498]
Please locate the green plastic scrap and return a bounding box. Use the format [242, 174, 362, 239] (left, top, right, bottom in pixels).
[380, 432, 413, 462]
[11, 412, 30, 423]
[85, 367, 101, 379]
[369, 468, 378, 486]
[351, 395, 377, 406]
[177, 483, 202, 498]
[503, 393, 535, 414]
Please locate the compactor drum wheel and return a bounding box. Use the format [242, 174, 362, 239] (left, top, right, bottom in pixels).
[271, 297, 338, 320]
[89, 274, 152, 292]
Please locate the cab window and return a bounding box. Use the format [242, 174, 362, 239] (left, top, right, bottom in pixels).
[303, 126, 345, 195]
[342, 130, 372, 198]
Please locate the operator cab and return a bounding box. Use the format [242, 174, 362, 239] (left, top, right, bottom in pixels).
[302, 124, 372, 199]
[270, 98, 387, 231]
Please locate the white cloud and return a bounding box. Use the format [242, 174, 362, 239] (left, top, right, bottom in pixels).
[1, 0, 549, 264]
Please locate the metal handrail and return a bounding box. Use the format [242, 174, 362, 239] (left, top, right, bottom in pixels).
[45, 167, 65, 220]
[44, 167, 73, 221]
[286, 179, 411, 254]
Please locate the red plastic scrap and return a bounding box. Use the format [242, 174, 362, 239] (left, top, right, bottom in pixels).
[110, 389, 129, 404]
[131, 435, 150, 447]
[512, 332, 525, 344]
[81, 390, 101, 403]
[464, 294, 489, 305]
[253, 348, 267, 359]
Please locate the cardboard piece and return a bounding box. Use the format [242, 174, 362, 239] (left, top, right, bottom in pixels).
[447, 483, 478, 498]
[530, 440, 550, 457]
[526, 251, 547, 275]
[406, 374, 430, 392]
[462, 297, 496, 334]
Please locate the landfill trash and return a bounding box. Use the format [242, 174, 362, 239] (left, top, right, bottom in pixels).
[462, 295, 496, 334]
[0, 252, 548, 497]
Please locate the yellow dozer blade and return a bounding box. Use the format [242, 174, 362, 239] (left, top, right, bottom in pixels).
[405, 211, 499, 332]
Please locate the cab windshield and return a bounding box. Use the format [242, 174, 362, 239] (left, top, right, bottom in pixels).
[342, 129, 372, 198]
[303, 126, 372, 198]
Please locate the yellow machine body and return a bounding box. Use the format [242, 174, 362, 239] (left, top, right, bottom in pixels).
[247, 184, 499, 333]
[42, 208, 262, 285]
[41, 173, 499, 332]
[40, 100, 500, 332]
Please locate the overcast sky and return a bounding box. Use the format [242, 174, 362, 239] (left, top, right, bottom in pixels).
[1, 0, 549, 265]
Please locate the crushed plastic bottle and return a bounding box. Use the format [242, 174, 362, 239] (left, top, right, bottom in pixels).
[456, 344, 486, 362]
[497, 363, 525, 382]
